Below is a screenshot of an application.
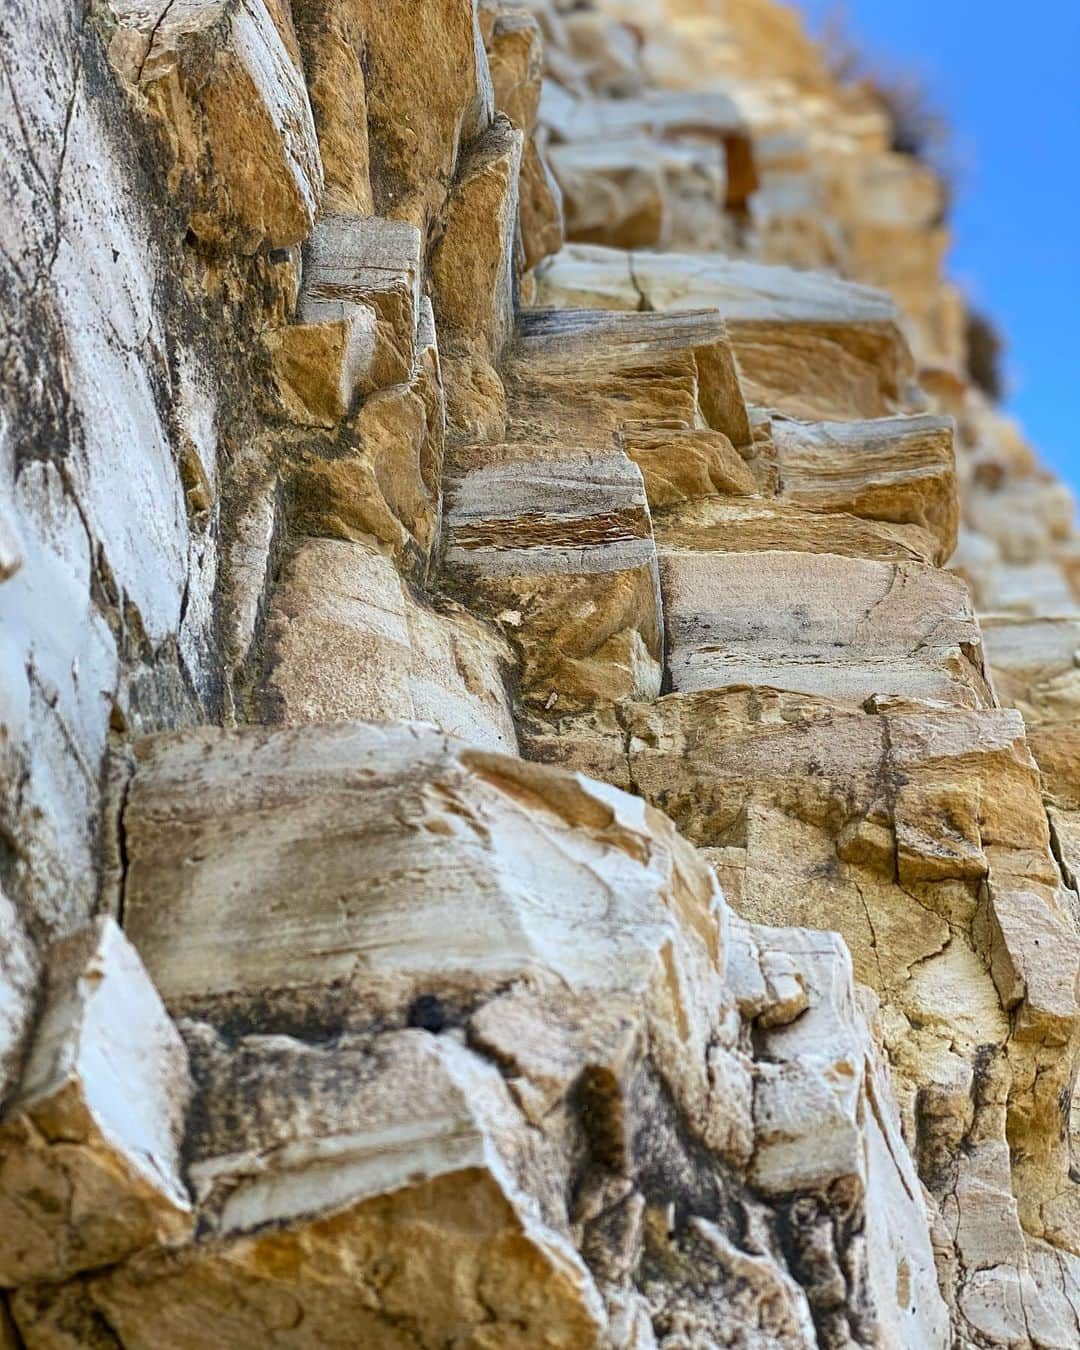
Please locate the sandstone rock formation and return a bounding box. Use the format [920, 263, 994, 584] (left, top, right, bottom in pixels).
[1, 0, 1078, 1345]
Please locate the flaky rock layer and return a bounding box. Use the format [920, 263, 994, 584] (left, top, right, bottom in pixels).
[1, 0, 1078, 1345]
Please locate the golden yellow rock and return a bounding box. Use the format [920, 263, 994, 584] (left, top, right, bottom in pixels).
[620, 424, 757, 506]
[290, 0, 374, 213]
[346, 0, 494, 229]
[431, 114, 524, 362]
[483, 6, 565, 269]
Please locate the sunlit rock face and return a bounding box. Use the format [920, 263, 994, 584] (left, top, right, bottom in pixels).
[2, 0, 1079, 1345]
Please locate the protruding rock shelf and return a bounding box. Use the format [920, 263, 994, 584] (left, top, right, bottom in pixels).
[2, 0, 1079, 1345]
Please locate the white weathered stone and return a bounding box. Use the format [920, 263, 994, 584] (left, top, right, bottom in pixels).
[121, 722, 727, 1109]
[750, 927, 950, 1347]
[0, 919, 192, 1285]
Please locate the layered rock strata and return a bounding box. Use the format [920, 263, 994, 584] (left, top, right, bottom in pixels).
[1, 0, 1078, 1345]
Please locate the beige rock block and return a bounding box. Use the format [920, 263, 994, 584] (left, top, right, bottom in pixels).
[121, 724, 727, 1073]
[534, 242, 891, 325]
[1031, 722, 1080, 813]
[501, 306, 750, 452]
[835, 150, 946, 232]
[750, 168, 841, 274]
[980, 615, 1080, 727]
[551, 7, 635, 95]
[738, 804, 953, 1001]
[978, 883, 1080, 1041]
[431, 114, 524, 362]
[619, 424, 756, 507]
[654, 495, 942, 564]
[983, 559, 1080, 617]
[258, 535, 517, 752]
[517, 703, 633, 792]
[0, 918, 192, 1285]
[217, 455, 279, 681]
[773, 413, 958, 564]
[548, 135, 667, 248]
[614, 693, 1038, 856]
[543, 87, 745, 147]
[301, 213, 421, 382]
[442, 349, 510, 440]
[269, 213, 425, 425]
[289, 324, 444, 573]
[290, 0, 373, 213]
[749, 928, 949, 1346]
[536, 244, 915, 420]
[106, 0, 323, 252]
[947, 522, 1001, 603]
[966, 477, 1076, 564]
[1025, 1240, 1080, 1347]
[540, 87, 753, 237]
[442, 449, 663, 708]
[484, 5, 544, 131]
[549, 135, 732, 252]
[25, 1035, 607, 1350]
[946, 1141, 1050, 1345]
[352, 0, 494, 229]
[658, 549, 991, 708]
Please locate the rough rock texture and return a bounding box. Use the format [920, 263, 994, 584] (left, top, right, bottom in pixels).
[2, 0, 1079, 1345]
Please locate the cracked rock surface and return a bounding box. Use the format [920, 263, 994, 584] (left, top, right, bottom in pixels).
[1, 0, 1079, 1345]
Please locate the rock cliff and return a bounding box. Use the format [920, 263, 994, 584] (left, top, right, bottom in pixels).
[1, 1, 1077, 1345]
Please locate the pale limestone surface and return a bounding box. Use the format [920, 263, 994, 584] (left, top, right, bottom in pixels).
[5, 723, 947, 1347]
[658, 549, 991, 708]
[2, 0, 1080, 1343]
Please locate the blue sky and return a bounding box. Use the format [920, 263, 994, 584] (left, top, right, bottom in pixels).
[799, 1, 1080, 486]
